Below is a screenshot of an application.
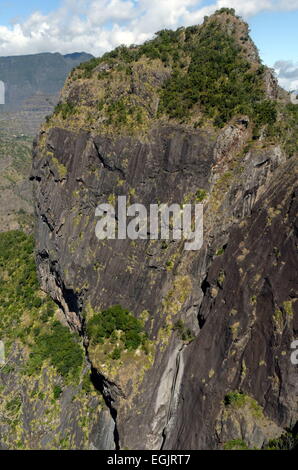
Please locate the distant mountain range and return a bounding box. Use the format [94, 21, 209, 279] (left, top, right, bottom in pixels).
[0, 51, 93, 233]
[0, 52, 93, 113]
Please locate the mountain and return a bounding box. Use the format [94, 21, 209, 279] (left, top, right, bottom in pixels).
[0, 52, 93, 233]
[0, 52, 93, 113]
[1, 9, 297, 450]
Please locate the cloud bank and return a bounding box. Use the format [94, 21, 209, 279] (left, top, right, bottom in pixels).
[0, 0, 297, 58]
[274, 60, 298, 91]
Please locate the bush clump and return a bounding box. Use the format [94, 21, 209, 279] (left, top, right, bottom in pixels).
[27, 321, 84, 379]
[264, 432, 298, 450]
[87, 304, 146, 351]
[53, 385, 63, 400]
[54, 102, 77, 120]
[224, 439, 249, 450]
[224, 391, 246, 407]
[173, 320, 195, 343]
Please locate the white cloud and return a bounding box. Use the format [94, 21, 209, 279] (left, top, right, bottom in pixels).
[0, 0, 297, 57]
[274, 60, 298, 90]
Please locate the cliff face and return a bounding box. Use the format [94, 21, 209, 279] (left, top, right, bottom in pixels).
[31, 10, 297, 449]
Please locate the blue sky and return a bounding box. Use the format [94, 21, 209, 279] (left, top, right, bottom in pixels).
[250, 10, 298, 66]
[0, 1, 297, 89]
[0, 1, 60, 24]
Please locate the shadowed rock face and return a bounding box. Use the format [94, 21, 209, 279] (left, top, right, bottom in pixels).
[32, 119, 298, 449]
[31, 11, 297, 450]
[165, 159, 298, 449]
[32, 124, 214, 322]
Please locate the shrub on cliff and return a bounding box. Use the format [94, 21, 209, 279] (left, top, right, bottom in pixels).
[87, 304, 145, 351]
[27, 321, 84, 378]
[54, 102, 77, 120]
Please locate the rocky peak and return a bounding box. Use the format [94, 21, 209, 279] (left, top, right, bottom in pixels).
[29, 11, 298, 450]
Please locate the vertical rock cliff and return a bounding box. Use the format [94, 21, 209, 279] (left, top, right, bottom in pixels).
[31, 9, 297, 449]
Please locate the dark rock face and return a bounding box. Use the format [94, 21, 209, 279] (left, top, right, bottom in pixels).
[165, 159, 298, 449]
[32, 124, 215, 327]
[32, 110, 298, 448]
[30, 11, 297, 450]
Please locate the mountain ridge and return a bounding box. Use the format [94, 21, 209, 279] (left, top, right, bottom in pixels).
[30, 8, 298, 450]
[0, 8, 297, 450]
[0, 51, 93, 113]
[0, 51, 93, 233]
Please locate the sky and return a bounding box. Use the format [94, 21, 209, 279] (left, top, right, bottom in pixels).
[0, 0, 297, 90]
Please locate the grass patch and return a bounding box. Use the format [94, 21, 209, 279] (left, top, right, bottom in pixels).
[224, 391, 263, 418]
[224, 439, 249, 450]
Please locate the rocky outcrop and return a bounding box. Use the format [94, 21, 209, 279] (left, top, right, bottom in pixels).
[31, 116, 298, 449]
[164, 157, 298, 449]
[31, 10, 297, 450]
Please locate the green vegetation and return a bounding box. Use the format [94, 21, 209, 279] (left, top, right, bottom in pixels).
[253, 100, 277, 127]
[53, 9, 287, 137]
[0, 230, 83, 380]
[0, 132, 32, 174]
[0, 129, 33, 231]
[214, 8, 237, 16]
[27, 321, 83, 379]
[77, 57, 101, 78]
[5, 396, 22, 416]
[264, 432, 298, 450]
[110, 347, 122, 360]
[54, 102, 77, 120]
[49, 6, 298, 157]
[51, 157, 67, 178]
[224, 391, 246, 406]
[87, 304, 147, 354]
[0, 231, 106, 449]
[53, 385, 63, 400]
[81, 372, 93, 394]
[224, 439, 249, 450]
[0, 231, 47, 340]
[282, 300, 294, 317]
[224, 391, 263, 418]
[76, 28, 186, 72]
[194, 189, 207, 202]
[105, 97, 145, 126]
[158, 19, 267, 127]
[265, 102, 298, 155]
[173, 320, 195, 343]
